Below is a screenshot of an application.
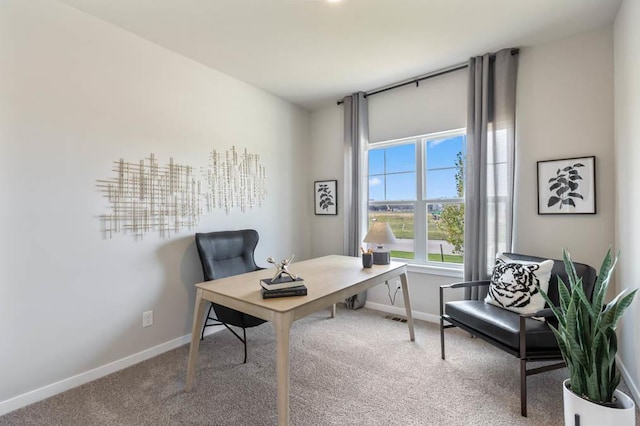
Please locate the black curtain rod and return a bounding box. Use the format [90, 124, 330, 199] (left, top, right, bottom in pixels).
[336, 48, 519, 106]
[336, 64, 465, 105]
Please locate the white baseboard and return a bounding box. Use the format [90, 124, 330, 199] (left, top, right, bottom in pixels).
[617, 355, 640, 406]
[0, 327, 223, 417]
[365, 301, 440, 324]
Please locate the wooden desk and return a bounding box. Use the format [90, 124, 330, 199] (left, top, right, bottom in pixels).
[185, 255, 414, 426]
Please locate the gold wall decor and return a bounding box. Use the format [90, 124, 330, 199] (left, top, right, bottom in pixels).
[97, 154, 204, 239]
[203, 146, 267, 215]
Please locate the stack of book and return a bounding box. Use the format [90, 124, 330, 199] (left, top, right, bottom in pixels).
[260, 276, 307, 299]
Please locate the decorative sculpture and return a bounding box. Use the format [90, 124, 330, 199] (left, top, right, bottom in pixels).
[204, 146, 267, 215]
[267, 255, 299, 282]
[97, 154, 204, 239]
[97, 146, 267, 240]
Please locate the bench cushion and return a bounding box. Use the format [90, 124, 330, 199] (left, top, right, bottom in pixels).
[445, 300, 558, 351]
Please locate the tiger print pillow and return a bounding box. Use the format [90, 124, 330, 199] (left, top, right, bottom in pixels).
[484, 254, 554, 317]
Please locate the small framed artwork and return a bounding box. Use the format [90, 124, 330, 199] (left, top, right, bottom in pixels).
[314, 180, 337, 215]
[537, 156, 596, 215]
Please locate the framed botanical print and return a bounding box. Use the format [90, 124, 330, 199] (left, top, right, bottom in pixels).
[537, 156, 596, 215]
[314, 180, 337, 215]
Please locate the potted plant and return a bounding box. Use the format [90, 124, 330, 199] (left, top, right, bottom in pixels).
[539, 248, 637, 426]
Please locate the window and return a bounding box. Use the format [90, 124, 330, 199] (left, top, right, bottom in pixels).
[367, 129, 466, 266]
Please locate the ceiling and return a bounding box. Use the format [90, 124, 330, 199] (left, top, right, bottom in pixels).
[59, 0, 621, 110]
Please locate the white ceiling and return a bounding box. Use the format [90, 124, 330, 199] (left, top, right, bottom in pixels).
[59, 0, 621, 110]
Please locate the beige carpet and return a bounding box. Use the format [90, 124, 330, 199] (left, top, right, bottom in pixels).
[2, 307, 639, 425]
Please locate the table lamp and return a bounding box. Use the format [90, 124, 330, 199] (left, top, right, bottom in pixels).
[363, 221, 397, 265]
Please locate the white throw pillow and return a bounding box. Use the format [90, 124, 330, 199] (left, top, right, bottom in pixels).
[484, 253, 554, 316]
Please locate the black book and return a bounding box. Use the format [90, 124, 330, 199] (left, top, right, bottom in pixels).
[260, 277, 305, 291]
[261, 284, 307, 299]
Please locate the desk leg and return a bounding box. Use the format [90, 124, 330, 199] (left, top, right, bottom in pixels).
[185, 288, 207, 392]
[273, 311, 294, 426]
[399, 272, 415, 341]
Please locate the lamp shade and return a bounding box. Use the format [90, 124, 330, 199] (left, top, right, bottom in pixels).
[363, 221, 397, 245]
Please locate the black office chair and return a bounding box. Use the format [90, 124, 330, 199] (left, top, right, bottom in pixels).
[440, 253, 597, 417]
[195, 229, 267, 364]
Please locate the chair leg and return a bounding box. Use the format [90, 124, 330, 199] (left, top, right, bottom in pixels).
[199, 306, 250, 363]
[242, 328, 247, 364]
[201, 303, 215, 340]
[219, 323, 248, 363]
[520, 359, 527, 417]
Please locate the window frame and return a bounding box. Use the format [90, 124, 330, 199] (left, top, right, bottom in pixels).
[367, 128, 466, 270]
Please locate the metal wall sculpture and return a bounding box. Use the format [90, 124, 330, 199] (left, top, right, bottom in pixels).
[203, 146, 267, 215]
[97, 147, 267, 239]
[97, 154, 204, 239]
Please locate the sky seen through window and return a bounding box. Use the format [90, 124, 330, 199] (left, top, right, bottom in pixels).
[368, 135, 465, 202]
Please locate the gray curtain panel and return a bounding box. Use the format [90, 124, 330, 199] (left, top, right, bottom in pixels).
[343, 92, 369, 309]
[464, 49, 518, 300]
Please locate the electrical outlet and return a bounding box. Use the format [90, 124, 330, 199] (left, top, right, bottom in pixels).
[394, 279, 402, 292]
[142, 310, 153, 328]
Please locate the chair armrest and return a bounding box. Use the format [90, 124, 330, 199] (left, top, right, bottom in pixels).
[439, 280, 491, 317]
[441, 280, 491, 290]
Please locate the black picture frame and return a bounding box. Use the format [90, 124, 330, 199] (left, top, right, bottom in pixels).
[537, 156, 596, 215]
[314, 180, 337, 215]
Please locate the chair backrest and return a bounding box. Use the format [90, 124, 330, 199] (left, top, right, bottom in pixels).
[502, 253, 597, 307]
[195, 229, 260, 281]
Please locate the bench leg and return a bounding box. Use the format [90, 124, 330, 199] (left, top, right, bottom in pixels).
[520, 359, 527, 417]
[440, 316, 446, 360]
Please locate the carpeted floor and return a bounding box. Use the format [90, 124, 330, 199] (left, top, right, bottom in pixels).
[2, 307, 639, 425]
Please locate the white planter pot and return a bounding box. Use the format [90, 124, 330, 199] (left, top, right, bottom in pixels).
[563, 379, 636, 426]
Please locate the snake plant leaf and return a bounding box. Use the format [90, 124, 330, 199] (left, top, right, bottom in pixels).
[562, 249, 579, 288]
[549, 324, 569, 359]
[564, 328, 588, 368]
[572, 277, 595, 317]
[586, 371, 600, 401]
[601, 289, 638, 330]
[597, 333, 611, 401]
[592, 248, 615, 311]
[610, 368, 621, 400]
[536, 282, 563, 324]
[608, 332, 620, 395]
[556, 276, 571, 319]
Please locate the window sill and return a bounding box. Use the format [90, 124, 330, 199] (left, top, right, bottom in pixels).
[402, 262, 464, 278]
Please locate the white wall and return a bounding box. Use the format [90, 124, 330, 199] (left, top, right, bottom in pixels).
[614, 0, 640, 403]
[514, 27, 615, 272]
[309, 105, 344, 257]
[0, 0, 310, 411]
